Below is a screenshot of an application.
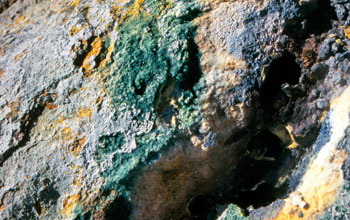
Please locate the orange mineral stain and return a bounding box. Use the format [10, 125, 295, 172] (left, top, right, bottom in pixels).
[275, 86, 350, 220]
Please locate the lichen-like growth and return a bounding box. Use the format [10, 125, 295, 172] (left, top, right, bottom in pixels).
[219, 204, 252, 220]
[107, 0, 201, 122]
[93, 0, 203, 217]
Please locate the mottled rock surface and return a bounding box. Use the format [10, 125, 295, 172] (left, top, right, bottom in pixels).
[1, 0, 350, 219]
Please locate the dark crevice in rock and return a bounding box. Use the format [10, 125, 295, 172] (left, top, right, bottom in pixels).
[0, 104, 46, 166]
[224, 128, 253, 146]
[246, 130, 284, 161]
[134, 79, 147, 96]
[180, 38, 203, 94]
[302, 0, 337, 37]
[104, 195, 132, 220]
[155, 77, 176, 120]
[166, 130, 295, 219]
[186, 195, 212, 219]
[233, 182, 280, 215]
[285, 0, 337, 39]
[94, 37, 110, 69]
[220, 130, 293, 215]
[73, 36, 97, 67]
[260, 52, 301, 113]
[34, 201, 42, 216]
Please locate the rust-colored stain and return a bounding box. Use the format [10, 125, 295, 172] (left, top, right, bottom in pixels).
[69, 0, 172, 78]
[25, 19, 33, 24]
[15, 16, 25, 24]
[345, 26, 350, 39]
[71, 163, 83, 174]
[275, 86, 350, 220]
[53, 116, 65, 127]
[14, 50, 29, 62]
[0, 48, 6, 56]
[274, 149, 347, 220]
[6, 99, 21, 119]
[62, 193, 81, 217]
[76, 108, 93, 122]
[111, 0, 156, 24]
[69, 24, 87, 36]
[62, 127, 73, 141]
[45, 103, 57, 110]
[0, 68, 4, 78]
[0, 191, 11, 214]
[72, 177, 82, 188]
[99, 40, 115, 68]
[190, 135, 202, 148]
[111, 0, 147, 22]
[71, 0, 80, 7]
[301, 37, 317, 68]
[95, 96, 104, 105]
[286, 125, 299, 149]
[81, 37, 102, 77]
[69, 137, 86, 157]
[127, 0, 146, 17]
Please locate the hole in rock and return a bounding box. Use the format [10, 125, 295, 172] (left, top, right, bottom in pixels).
[303, 0, 337, 37]
[260, 53, 301, 112]
[233, 182, 278, 212]
[284, 0, 337, 39]
[246, 130, 284, 161]
[134, 79, 147, 96]
[216, 130, 292, 215]
[104, 196, 132, 220]
[131, 129, 295, 219]
[73, 36, 97, 67]
[94, 40, 109, 68]
[187, 195, 212, 219]
[180, 39, 202, 93]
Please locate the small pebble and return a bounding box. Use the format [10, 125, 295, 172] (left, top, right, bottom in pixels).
[319, 43, 332, 61]
[298, 210, 304, 218]
[317, 99, 329, 110]
[332, 43, 341, 54]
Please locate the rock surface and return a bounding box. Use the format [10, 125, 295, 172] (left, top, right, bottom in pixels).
[1, 0, 350, 219]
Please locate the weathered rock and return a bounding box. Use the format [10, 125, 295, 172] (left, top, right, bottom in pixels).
[1, 0, 350, 219]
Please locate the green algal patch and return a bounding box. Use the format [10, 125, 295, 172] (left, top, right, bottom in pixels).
[107, 0, 202, 122]
[219, 204, 252, 220]
[93, 0, 204, 214]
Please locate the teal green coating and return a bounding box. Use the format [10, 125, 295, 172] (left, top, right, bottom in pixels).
[93, 0, 204, 216]
[219, 204, 252, 220]
[107, 0, 202, 121]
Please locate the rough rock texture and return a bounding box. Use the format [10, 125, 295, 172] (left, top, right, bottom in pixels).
[1, 0, 350, 219]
